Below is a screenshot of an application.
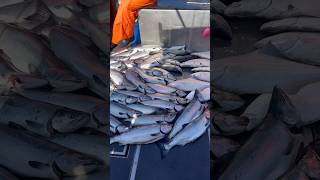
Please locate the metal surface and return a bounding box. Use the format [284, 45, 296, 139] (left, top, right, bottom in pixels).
[139, 9, 210, 52]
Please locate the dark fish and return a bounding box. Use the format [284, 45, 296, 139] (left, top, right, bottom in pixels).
[225, 0, 320, 19]
[49, 26, 108, 98]
[213, 51, 320, 94]
[0, 0, 52, 30]
[256, 32, 320, 66]
[14, 90, 107, 126]
[219, 87, 301, 180]
[0, 95, 91, 136]
[50, 133, 109, 166]
[243, 81, 320, 130]
[213, 89, 245, 112]
[0, 23, 86, 92]
[0, 125, 100, 179]
[78, 16, 109, 55]
[261, 17, 320, 34]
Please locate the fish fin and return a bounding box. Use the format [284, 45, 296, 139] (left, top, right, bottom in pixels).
[29, 161, 49, 170]
[268, 86, 300, 127]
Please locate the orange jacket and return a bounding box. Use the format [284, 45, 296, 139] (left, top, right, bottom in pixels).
[112, 0, 156, 44]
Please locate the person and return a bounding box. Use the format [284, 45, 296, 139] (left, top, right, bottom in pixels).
[111, 0, 156, 50]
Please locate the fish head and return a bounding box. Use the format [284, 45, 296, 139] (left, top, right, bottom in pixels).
[126, 97, 138, 104]
[174, 105, 184, 112]
[53, 151, 100, 176]
[176, 90, 187, 97]
[160, 123, 172, 134]
[128, 110, 142, 118]
[145, 87, 156, 94]
[52, 110, 90, 133]
[225, 0, 272, 17]
[166, 112, 177, 122]
[140, 95, 152, 101]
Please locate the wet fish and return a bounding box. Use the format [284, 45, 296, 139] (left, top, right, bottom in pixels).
[160, 63, 183, 73]
[168, 78, 209, 91]
[173, 55, 199, 62]
[134, 67, 166, 85]
[256, 32, 320, 66]
[168, 98, 203, 139]
[141, 100, 184, 112]
[191, 72, 210, 82]
[127, 103, 159, 115]
[116, 90, 151, 101]
[0, 0, 52, 30]
[212, 136, 240, 158]
[213, 51, 320, 94]
[225, 0, 320, 19]
[49, 27, 108, 98]
[181, 59, 210, 67]
[145, 67, 176, 82]
[146, 83, 178, 95]
[0, 23, 86, 92]
[0, 95, 90, 136]
[110, 70, 136, 91]
[0, 165, 19, 180]
[78, 16, 108, 55]
[125, 69, 155, 94]
[110, 102, 141, 119]
[163, 109, 209, 154]
[0, 125, 100, 179]
[110, 123, 172, 145]
[261, 17, 320, 34]
[50, 133, 109, 166]
[126, 113, 177, 126]
[213, 89, 245, 112]
[110, 92, 138, 105]
[219, 87, 301, 180]
[192, 51, 210, 59]
[110, 115, 128, 134]
[191, 66, 210, 72]
[15, 90, 107, 126]
[147, 93, 188, 104]
[243, 81, 320, 130]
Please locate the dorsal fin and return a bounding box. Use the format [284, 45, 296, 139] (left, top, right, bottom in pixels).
[268, 86, 300, 126]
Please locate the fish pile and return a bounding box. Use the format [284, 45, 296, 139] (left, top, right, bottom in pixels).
[110, 45, 211, 155]
[0, 1, 108, 180]
[212, 0, 320, 179]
